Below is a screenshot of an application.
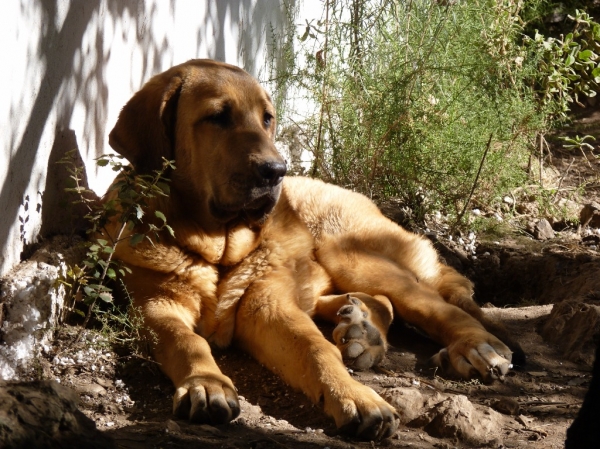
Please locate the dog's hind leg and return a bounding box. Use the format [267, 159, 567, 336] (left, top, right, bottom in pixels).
[316, 242, 513, 382]
[435, 265, 525, 366]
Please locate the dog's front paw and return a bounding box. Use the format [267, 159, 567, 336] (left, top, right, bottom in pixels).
[173, 373, 240, 424]
[430, 328, 513, 382]
[333, 295, 386, 370]
[326, 380, 399, 440]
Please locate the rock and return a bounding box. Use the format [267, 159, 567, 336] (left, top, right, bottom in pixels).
[408, 394, 504, 445]
[580, 202, 600, 228]
[492, 398, 520, 415]
[556, 198, 580, 220]
[198, 424, 222, 436]
[529, 219, 555, 240]
[165, 419, 181, 433]
[0, 380, 116, 448]
[382, 387, 432, 424]
[73, 382, 107, 397]
[540, 299, 600, 366]
[0, 236, 84, 379]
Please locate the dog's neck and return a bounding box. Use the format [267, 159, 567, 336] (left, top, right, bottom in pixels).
[166, 194, 264, 266]
[173, 220, 263, 266]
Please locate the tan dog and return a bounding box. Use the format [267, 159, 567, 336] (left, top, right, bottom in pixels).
[104, 59, 516, 440]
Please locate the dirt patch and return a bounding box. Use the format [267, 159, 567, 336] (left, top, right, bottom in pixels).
[12, 295, 588, 449]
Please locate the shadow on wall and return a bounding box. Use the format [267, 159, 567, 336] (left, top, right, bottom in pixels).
[200, 0, 286, 78]
[2, 0, 295, 270]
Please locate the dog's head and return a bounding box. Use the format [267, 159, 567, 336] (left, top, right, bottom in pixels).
[109, 59, 286, 226]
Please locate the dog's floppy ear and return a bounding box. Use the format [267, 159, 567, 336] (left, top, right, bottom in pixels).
[109, 71, 183, 173]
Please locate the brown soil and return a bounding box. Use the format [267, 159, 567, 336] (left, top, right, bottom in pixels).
[31, 298, 595, 449]
[15, 105, 600, 448]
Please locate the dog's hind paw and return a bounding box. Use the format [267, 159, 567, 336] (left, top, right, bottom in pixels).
[429, 328, 513, 382]
[333, 294, 387, 370]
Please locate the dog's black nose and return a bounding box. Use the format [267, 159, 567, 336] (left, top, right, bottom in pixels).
[257, 161, 287, 185]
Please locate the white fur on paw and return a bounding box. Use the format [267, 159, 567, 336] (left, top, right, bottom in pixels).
[333, 295, 385, 370]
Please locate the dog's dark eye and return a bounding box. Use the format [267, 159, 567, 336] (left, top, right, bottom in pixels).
[263, 113, 273, 128]
[206, 109, 231, 127]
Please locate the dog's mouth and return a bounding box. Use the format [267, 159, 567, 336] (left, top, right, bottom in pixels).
[210, 183, 282, 225]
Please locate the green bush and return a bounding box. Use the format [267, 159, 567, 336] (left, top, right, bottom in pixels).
[275, 0, 597, 222]
[523, 10, 600, 118]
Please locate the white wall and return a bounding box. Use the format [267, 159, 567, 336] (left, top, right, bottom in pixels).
[0, 0, 309, 277]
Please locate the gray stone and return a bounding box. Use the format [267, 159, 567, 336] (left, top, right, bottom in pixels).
[530, 219, 555, 240]
[0, 380, 116, 448]
[0, 236, 83, 379]
[409, 394, 505, 445]
[580, 202, 600, 228]
[540, 299, 600, 366]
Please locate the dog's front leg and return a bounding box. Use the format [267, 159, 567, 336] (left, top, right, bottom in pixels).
[134, 286, 240, 425]
[234, 270, 399, 440]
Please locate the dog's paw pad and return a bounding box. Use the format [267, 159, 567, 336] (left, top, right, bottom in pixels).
[333, 295, 385, 370]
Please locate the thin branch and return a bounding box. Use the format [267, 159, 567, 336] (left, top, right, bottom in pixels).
[456, 133, 494, 225]
[539, 132, 544, 188]
[70, 220, 127, 346]
[312, 0, 330, 177]
[553, 157, 575, 202]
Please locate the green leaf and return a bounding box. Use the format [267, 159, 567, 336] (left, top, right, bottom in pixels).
[96, 238, 108, 246]
[565, 54, 575, 66]
[106, 268, 116, 279]
[98, 292, 113, 303]
[155, 210, 167, 222]
[156, 182, 170, 195]
[83, 286, 97, 298]
[129, 233, 144, 246]
[103, 246, 114, 254]
[165, 224, 175, 237]
[578, 50, 594, 61]
[96, 158, 110, 167]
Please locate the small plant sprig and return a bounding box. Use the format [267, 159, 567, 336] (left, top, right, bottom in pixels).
[559, 134, 597, 166]
[524, 10, 600, 119]
[58, 151, 175, 337]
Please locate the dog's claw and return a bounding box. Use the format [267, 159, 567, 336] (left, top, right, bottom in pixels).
[173, 375, 240, 425]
